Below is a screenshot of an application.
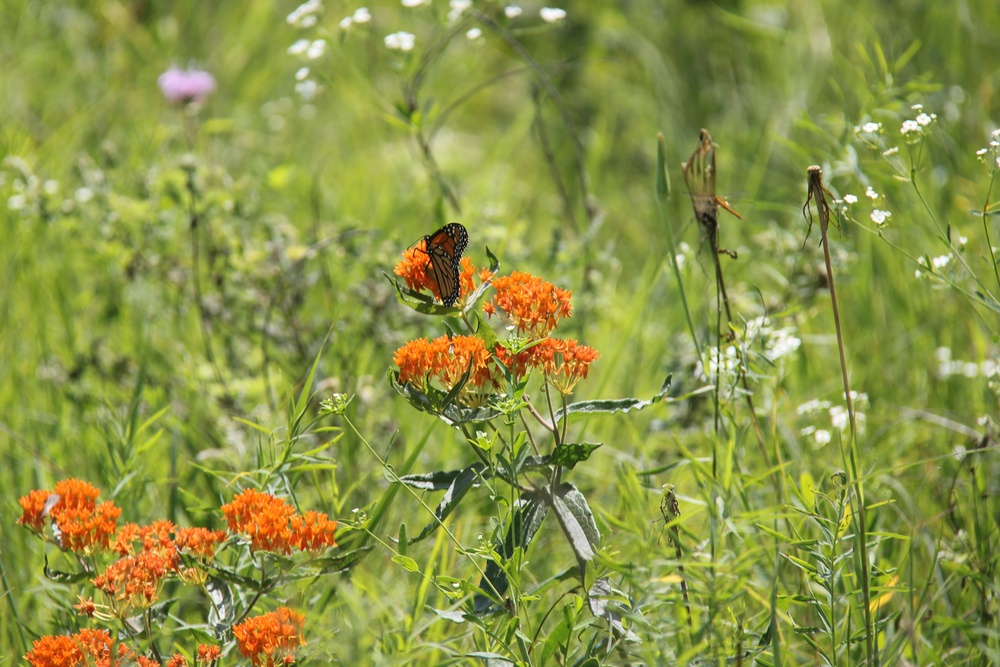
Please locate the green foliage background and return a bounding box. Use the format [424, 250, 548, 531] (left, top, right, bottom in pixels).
[2, 0, 999, 664]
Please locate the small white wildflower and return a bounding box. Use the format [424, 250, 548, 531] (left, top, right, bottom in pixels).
[353, 7, 371, 22]
[977, 147, 989, 156]
[958, 235, 968, 247]
[829, 406, 849, 430]
[915, 113, 932, 126]
[865, 186, 878, 200]
[402, 0, 430, 6]
[996, 156, 1000, 170]
[883, 146, 899, 156]
[7, 194, 26, 210]
[340, 16, 353, 28]
[931, 254, 951, 269]
[979, 414, 993, 426]
[288, 39, 310, 55]
[295, 67, 310, 81]
[674, 253, 686, 270]
[914, 269, 922, 279]
[287, 0, 322, 26]
[765, 328, 801, 361]
[917, 256, 928, 266]
[861, 121, 880, 133]
[992, 140, 1000, 148]
[75, 187, 94, 203]
[935, 347, 951, 362]
[466, 27, 482, 39]
[963, 362, 979, 378]
[301, 14, 317, 28]
[797, 399, 831, 415]
[504, 5, 522, 17]
[306, 39, 327, 59]
[540, 7, 566, 22]
[843, 194, 858, 204]
[447, 0, 471, 21]
[870, 209, 891, 225]
[901, 119, 920, 134]
[911, 103, 923, 111]
[992, 128, 1000, 139]
[814, 429, 832, 445]
[295, 79, 318, 101]
[385, 31, 416, 51]
[678, 241, 691, 253]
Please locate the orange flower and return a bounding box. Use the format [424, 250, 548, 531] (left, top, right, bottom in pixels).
[528, 338, 600, 394]
[17, 489, 53, 532]
[73, 629, 113, 664]
[289, 511, 338, 553]
[196, 644, 222, 663]
[486, 272, 572, 337]
[175, 526, 226, 561]
[74, 596, 97, 618]
[138, 657, 159, 667]
[24, 635, 83, 667]
[166, 655, 188, 667]
[18, 479, 122, 553]
[233, 607, 306, 667]
[92, 546, 181, 611]
[221, 489, 296, 554]
[394, 335, 498, 405]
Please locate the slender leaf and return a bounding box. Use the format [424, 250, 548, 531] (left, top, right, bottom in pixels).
[549, 442, 602, 468]
[409, 463, 488, 544]
[550, 483, 600, 564]
[555, 375, 672, 425]
[474, 495, 549, 615]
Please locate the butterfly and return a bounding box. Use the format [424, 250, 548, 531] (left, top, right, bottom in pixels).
[419, 222, 469, 307]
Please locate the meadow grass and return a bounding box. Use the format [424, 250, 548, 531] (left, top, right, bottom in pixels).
[2, 0, 999, 664]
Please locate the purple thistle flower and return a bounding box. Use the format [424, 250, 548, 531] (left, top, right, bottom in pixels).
[158, 67, 216, 105]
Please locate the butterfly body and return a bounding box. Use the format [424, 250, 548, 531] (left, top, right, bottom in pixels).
[420, 222, 468, 306]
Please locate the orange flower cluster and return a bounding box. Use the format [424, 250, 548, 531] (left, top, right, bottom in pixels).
[394, 246, 488, 307]
[92, 543, 181, 611]
[221, 489, 337, 555]
[495, 338, 600, 394]
[17, 479, 121, 553]
[485, 271, 573, 337]
[393, 334, 498, 404]
[232, 607, 306, 667]
[24, 628, 136, 667]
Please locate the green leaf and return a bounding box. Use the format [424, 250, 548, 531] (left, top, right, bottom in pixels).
[550, 483, 600, 564]
[388, 369, 504, 424]
[392, 554, 420, 572]
[206, 576, 234, 628]
[555, 375, 671, 426]
[474, 495, 549, 615]
[409, 463, 489, 544]
[548, 442, 602, 469]
[386, 272, 464, 315]
[655, 132, 671, 200]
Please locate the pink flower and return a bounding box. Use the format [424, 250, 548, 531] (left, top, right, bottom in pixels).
[158, 67, 216, 104]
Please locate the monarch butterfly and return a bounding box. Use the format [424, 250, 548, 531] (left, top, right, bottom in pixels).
[419, 222, 469, 307]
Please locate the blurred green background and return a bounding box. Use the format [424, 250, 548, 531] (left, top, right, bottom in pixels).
[2, 0, 999, 663]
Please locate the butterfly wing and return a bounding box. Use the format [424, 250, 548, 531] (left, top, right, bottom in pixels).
[682, 129, 719, 232]
[423, 223, 469, 306]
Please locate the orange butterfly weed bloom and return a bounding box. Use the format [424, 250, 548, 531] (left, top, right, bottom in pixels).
[92, 545, 182, 612]
[528, 338, 600, 395]
[232, 607, 306, 667]
[221, 489, 337, 555]
[289, 510, 338, 553]
[485, 272, 573, 338]
[175, 526, 227, 561]
[24, 629, 135, 667]
[24, 635, 83, 667]
[197, 644, 222, 663]
[166, 655, 188, 667]
[17, 479, 121, 553]
[394, 334, 498, 405]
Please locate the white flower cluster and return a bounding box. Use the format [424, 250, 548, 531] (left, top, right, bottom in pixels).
[974, 128, 1000, 172]
[287, 0, 322, 28]
[935, 347, 998, 380]
[339, 6, 371, 29]
[900, 103, 937, 142]
[798, 393, 868, 447]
